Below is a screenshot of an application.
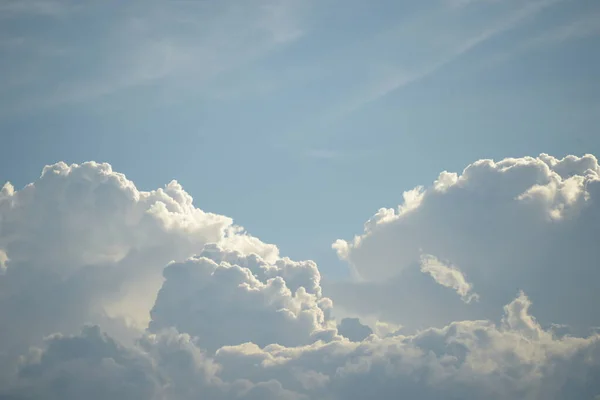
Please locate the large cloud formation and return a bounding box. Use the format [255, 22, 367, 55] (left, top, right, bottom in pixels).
[331, 154, 600, 334]
[0, 162, 276, 351]
[1, 157, 599, 399]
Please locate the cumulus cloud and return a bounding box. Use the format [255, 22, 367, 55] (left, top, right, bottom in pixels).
[419, 254, 479, 303]
[13, 325, 162, 400]
[1, 157, 600, 399]
[6, 294, 600, 399]
[0, 161, 274, 354]
[331, 154, 600, 333]
[148, 245, 336, 352]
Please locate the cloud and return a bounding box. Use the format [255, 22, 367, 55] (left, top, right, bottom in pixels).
[333, 0, 564, 117]
[480, 9, 600, 72]
[332, 154, 600, 334]
[0, 161, 275, 356]
[13, 326, 162, 400]
[523, 12, 600, 48]
[420, 254, 479, 303]
[0, 0, 310, 115]
[149, 245, 336, 352]
[6, 294, 600, 399]
[1, 157, 600, 398]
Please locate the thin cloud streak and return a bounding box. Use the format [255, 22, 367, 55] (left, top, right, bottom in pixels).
[477, 10, 600, 73]
[278, 0, 565, 153]
[340, 0, 564, 117]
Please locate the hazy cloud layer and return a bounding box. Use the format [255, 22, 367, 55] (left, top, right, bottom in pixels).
[1, 156, 600, 398]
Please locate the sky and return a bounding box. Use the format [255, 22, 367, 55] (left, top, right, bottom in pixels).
[1, 0, 600, 399]
[2, 0, 599, 277]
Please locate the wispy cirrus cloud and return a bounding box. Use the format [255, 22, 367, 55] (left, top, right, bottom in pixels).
[277, 0, 567, 153]
[337, 0, 564, 116]
[474, 7, 600, 75]
[0, 0, 311, 116]
[512, 11, 600, 52]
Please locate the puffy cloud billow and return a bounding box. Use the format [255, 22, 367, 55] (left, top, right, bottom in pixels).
[148, 246, 336, 352]
[0, 156, 599, 399]
[331, 154, 600, 333]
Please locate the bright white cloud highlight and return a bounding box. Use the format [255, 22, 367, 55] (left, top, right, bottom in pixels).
[420, 254, 479, 303]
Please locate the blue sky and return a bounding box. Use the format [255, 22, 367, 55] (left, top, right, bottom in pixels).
[1, 0, 599, 278]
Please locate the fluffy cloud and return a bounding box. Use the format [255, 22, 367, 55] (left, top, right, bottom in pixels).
[0, 162, 274, 355]
[6, 294, 600, 399]
[148, 245, 336, 352]
[11, 326, 162, 400]
[1, 157, 600, 399]
[331, 154, 600, 333]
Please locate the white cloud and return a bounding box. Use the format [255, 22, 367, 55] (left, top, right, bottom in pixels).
[332, 154, 600, 333]
[6, 293, 600, 399]
[0, 161, 274, 355]
[420, 254, 479, 303]
[149, 245, 336, 352]
[1, 157, 600, 398]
